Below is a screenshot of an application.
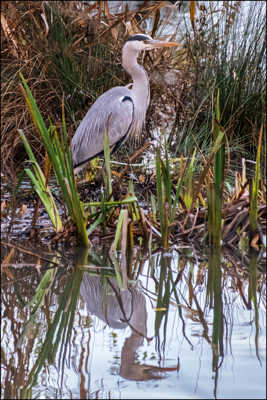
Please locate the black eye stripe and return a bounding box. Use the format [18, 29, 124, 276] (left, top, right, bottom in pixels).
[126, 34, 151, 42]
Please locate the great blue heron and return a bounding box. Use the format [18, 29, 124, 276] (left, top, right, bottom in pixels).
[72, 34, 179, 173]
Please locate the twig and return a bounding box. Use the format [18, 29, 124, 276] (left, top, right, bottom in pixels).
[1, 241, 61, 266]
[118, 141, 154, 178]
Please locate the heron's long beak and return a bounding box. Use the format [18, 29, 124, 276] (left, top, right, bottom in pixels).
[145, 40, 181, 49]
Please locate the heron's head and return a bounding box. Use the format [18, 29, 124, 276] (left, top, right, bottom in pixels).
[124, 34, 180, 52]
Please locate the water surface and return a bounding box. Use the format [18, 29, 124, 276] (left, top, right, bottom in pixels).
[1, 243, 266, 399]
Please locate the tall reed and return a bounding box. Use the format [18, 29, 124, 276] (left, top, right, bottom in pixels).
[207, 90, 225, 248]
[20, 73, 89, 247]
[155, 141, 184, 248]
[183, 1, 265, 159]
[249, 125, 263, 244]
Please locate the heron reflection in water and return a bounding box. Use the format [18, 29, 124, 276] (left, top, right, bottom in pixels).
[80, 274, 179, 380]
[71, 34, 180, 173]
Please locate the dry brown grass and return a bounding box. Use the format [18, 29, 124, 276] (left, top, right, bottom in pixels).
[1, 2, 66, 176]
[1, 1, 185, 179]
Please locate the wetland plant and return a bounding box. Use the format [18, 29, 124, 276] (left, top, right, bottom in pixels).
[20, 73, 89, 246]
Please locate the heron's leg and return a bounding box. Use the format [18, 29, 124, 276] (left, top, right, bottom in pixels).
[117, 141, 154, 179]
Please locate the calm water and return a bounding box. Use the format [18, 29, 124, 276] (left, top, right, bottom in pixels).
[1, 243, 266, 399]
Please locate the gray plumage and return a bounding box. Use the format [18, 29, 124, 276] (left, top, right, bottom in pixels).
[71, 34, 179, 173]
[72, 87, 134, 167]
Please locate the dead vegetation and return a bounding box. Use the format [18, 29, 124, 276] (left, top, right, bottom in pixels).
[1, 1, 266, 255]
[1, 1, 186, 177]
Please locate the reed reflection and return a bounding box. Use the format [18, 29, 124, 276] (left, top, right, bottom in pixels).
[1, 243, 265, 399]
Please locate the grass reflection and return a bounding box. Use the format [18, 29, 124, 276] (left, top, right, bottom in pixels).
[207, 249, 224, 399]
[23, 265, 84, 392]
[1, 242, 265, 399]
[248, 250, 261, 365]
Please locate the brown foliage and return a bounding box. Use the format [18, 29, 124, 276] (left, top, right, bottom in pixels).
[1, 1, 184, 179]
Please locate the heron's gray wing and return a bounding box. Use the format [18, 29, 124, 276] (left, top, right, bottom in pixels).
[72, 86, 134, 168]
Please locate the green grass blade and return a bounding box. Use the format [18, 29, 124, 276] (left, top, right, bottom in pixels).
[20, 74, 89, 246]
[170, 177, 183, 222]
[87, 213, 104, 236]
[103, 129, 112, 199]
[249, 125, 263, 235]
[84, 195, 138, 208]
[207, 90, 225, 247]
[111, 208, 125, 253]
[183, 148, 197, 210]
[19, 129, 62, 231]
[163, 139, 172, 206]
[24, 168, 62, 231]
[156, 147, 164, 242]
[151, 193, 157, 223]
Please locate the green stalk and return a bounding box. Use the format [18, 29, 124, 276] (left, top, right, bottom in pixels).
[84, 195, 137, 208]
[19, 130, 62, 232]
[151, 193, 157, 223]
[249, 125, 263, 240]
[20, 73, 89, 247]
[111, 208, 125, 253]
[214, 90, 225, 234]
[103, 129, 112, 200]
[156, 147, 166, 247]
[162, 139, 172, 207]
[208, 90, 225, 248]
[183, 148, 197, 211]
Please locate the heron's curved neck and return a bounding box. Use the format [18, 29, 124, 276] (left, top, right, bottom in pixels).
[122, 46, 150, 137]
[122, 46, 150, 109]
